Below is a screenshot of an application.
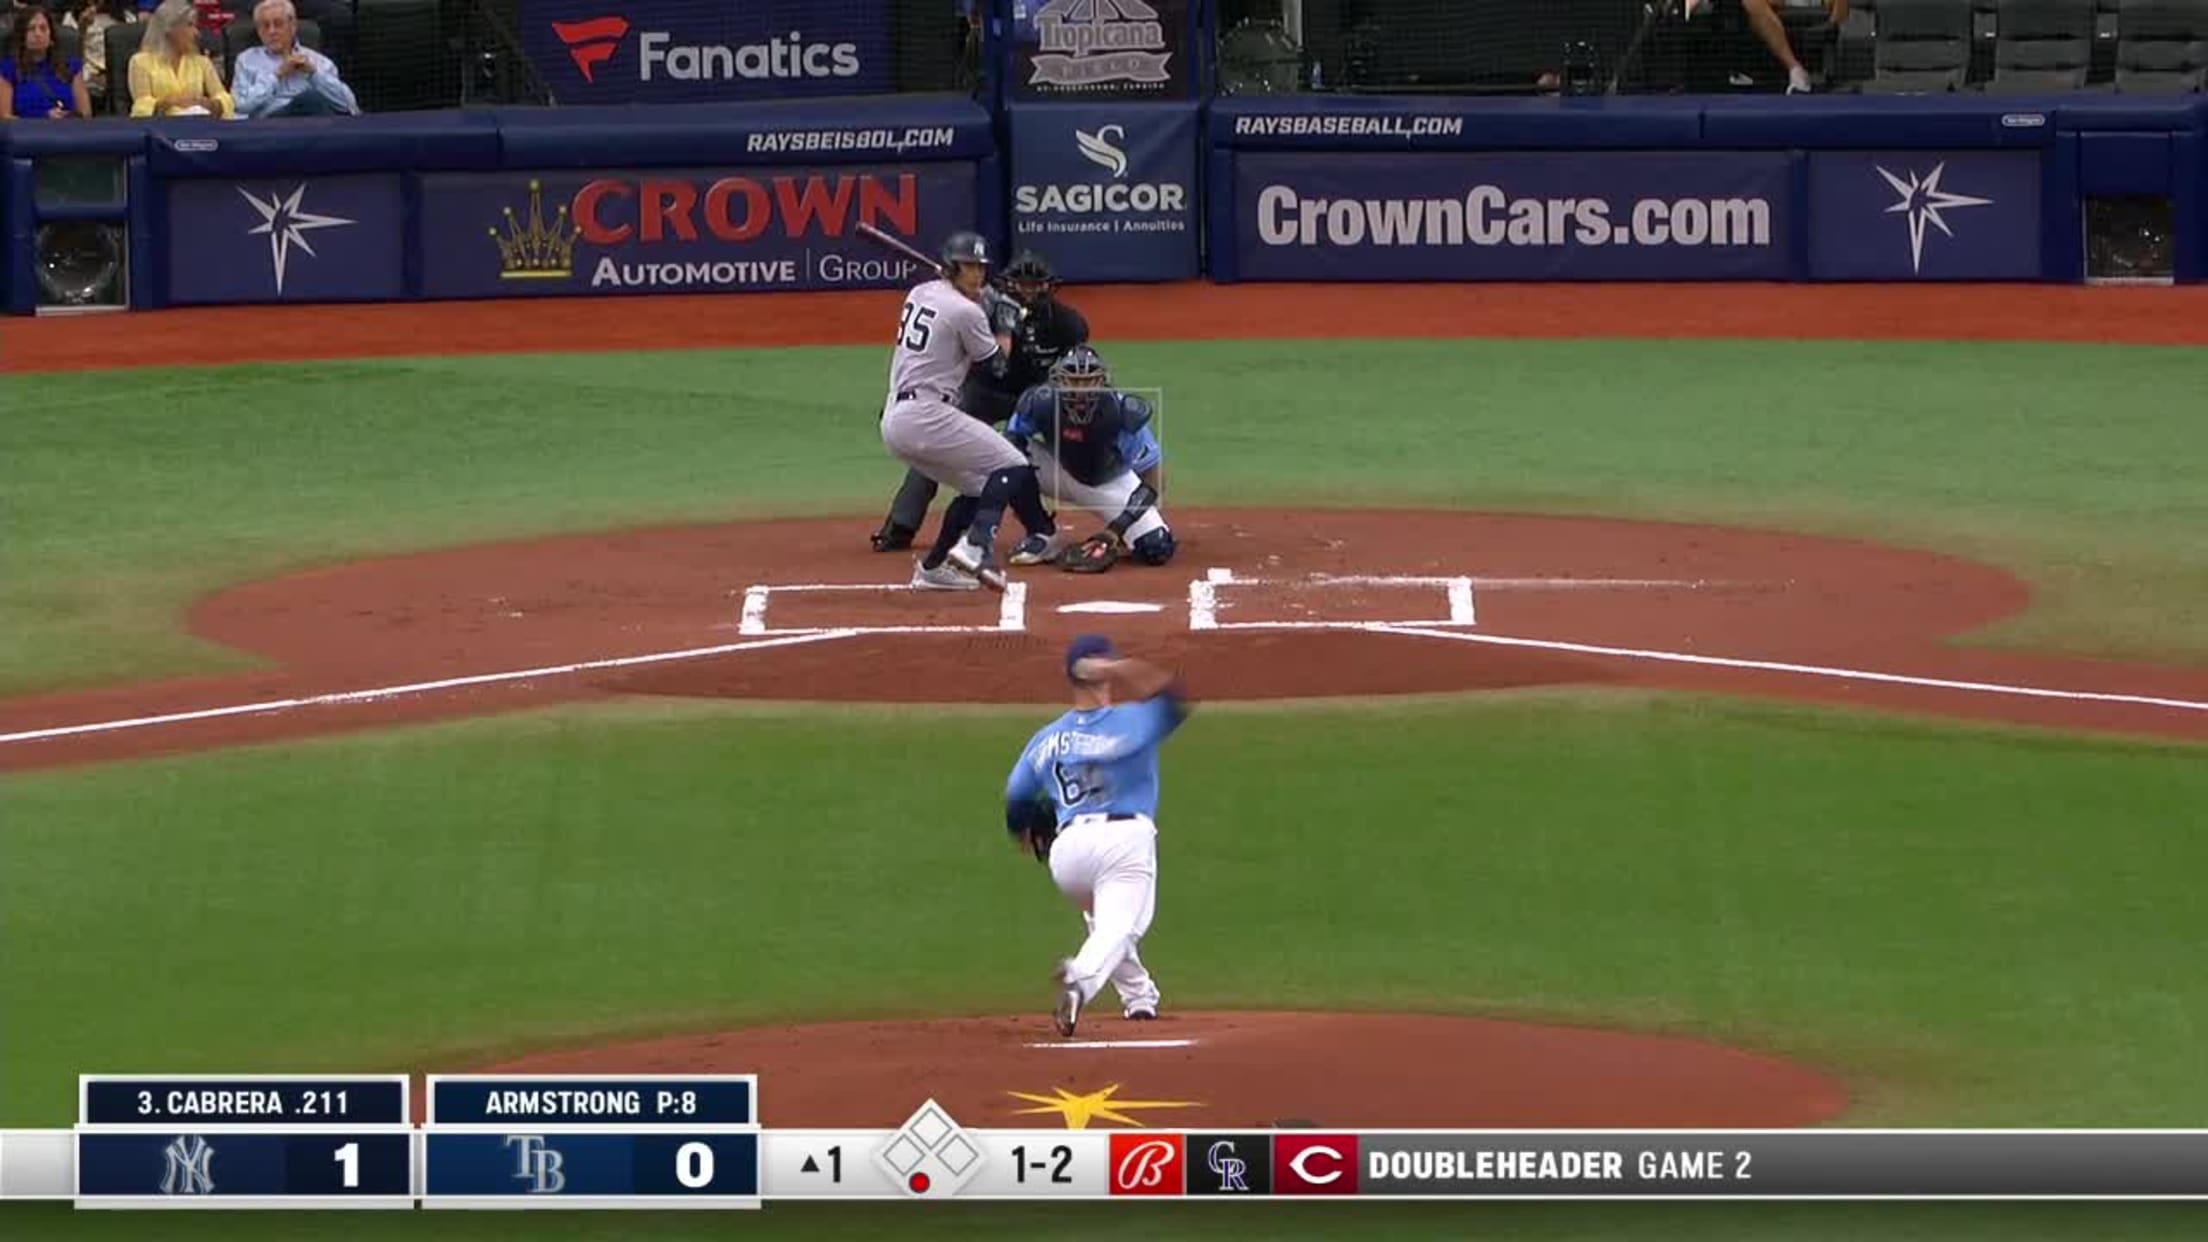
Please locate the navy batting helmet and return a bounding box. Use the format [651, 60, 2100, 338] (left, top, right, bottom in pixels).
[939, 231, 991, 276]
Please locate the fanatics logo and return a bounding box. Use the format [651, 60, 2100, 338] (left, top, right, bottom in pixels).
[551, 16, 629, 83]
[1108, 1133, 1184, 1195]
[1273, 1133, 1358, 1195]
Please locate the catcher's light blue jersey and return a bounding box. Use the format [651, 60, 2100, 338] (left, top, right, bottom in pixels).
[1005, 692, 1188, 826]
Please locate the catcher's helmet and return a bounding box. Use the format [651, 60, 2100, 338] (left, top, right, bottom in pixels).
[1000, 249, 1059, 301]
[938, 231, 991, 276]
[1050, 345, 1110, 389]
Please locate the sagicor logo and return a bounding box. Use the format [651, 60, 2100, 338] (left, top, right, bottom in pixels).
[1115, 1139, 1177, 1189]
[1075, 125, 1129, 179]
[551, 16, 629, 83]
[1288, 1144, 1344, 1184]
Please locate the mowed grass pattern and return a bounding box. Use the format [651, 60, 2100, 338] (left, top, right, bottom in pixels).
[6, 695, 2205, 1130]
[4, 338, 2203, 692]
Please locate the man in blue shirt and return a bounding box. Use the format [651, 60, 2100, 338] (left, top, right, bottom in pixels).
[231, 0, 357, 118]
[1005, 635, 1192, 1037]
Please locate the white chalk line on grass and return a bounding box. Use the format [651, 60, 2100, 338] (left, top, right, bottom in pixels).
[0, 630, 860, 746]
[1371, 625, 2208, 716]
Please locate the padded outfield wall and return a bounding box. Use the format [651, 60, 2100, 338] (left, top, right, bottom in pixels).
[3, 93, 2203, 313]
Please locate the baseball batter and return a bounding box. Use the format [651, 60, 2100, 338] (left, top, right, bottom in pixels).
[1004, 636, 1192, 1036]
[1004, 346, 1176, 571]
[880, 232, 1062, 591]
[870, 250, 1090, 553]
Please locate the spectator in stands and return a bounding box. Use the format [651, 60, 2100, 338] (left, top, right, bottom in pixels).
[63, 0, 131, 98]
[232, 0, 354, 116]
[1686, 0, 1847, 94]
[2, 4, 92, 118]
[127, 0, 230, 116]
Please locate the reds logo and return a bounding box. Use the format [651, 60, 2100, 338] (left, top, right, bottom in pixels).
[1273, 1134, 1359, 1195]
[1108, 1133, 1184, 1196]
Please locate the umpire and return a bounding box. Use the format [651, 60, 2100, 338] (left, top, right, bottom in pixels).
[869, 249, 1092, 552]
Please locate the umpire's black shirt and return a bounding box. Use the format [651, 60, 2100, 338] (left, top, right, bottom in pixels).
[959, 298, 1092, 424]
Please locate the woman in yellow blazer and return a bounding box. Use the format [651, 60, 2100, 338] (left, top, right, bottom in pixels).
[127, 0, 232, 117]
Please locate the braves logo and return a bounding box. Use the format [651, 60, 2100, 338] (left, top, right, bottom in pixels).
[1108, 1133, 1183, 1195]
[551, 16, 629, 83]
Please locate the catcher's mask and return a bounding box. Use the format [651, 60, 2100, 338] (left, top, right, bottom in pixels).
[1000, 249, 1059, 305]
[1051, 345, 1110, 423]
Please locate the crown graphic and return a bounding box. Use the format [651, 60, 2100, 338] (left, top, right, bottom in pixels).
[489, 179, 579, 279]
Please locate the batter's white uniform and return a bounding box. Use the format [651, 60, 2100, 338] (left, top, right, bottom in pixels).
[880, 279, 1027, 496]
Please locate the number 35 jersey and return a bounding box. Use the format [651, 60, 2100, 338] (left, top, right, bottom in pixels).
[888, 278, 998, 400]
[1004, 690, 1190, 826]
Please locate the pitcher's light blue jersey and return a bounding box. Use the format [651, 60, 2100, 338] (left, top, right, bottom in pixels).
[1005, 690, 1189, 826]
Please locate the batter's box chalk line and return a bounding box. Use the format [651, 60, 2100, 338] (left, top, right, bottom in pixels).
[737, 580, 1027, 637]
[1190, 567, 1477, 631]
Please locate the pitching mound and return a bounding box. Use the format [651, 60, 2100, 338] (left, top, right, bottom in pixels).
[468, 1011, 1846, 1130]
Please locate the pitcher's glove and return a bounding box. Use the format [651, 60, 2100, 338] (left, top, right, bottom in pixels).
[1062, 532, 1123, 574]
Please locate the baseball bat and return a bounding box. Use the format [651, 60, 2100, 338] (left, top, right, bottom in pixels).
[854, 222, 940, 273]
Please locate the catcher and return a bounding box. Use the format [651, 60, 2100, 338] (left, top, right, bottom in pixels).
[1003, 346, 1176, 573]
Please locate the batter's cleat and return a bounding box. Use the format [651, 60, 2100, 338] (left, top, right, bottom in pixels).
[1053, 965, 1083, 1038]
[1008, 530, 1072, 566]
[1124, 1007, 1158, 1021]
[910, 560, 979, 592]
[946, 537, 1007, 592]
[870, 520, 916, 553]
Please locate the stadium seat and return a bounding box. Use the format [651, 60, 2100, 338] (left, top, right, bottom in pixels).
[101, 21, 143, 115]
[221, 15, 323, 84]
[1862, 0, 1973, 91]
[2114, 0, 2208, 90]
[348, 0, 454, 112]
[1986, 0, 2096, 91]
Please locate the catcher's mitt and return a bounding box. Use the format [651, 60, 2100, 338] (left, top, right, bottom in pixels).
[1061, 533, 1122, 574]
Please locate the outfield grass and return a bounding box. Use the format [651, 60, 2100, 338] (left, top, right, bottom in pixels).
[5, 339, 2203, 693]
[8, 692, 2205, 1132]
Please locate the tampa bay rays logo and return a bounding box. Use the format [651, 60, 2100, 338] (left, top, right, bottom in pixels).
[1874, 161, 1994, 275]
[507, 1135, 568, 1193]
[1031, 0, 1172, 88]
[159, 1135, 216, 1195]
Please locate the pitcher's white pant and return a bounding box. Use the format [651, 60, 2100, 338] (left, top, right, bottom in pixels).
[1047, 813, 1162, 1016]
[1028, 447, 1169, 545]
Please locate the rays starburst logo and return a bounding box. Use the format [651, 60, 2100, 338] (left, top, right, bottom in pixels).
[1875, 161, 1994, 275]
[1007, 1083, 1201, 1129]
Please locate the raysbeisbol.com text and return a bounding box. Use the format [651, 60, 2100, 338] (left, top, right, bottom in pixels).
[1255, 185, 1774, 248]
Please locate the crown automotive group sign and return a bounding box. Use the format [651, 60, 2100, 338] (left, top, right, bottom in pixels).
[416, 165, 979, 298]
[1011, 0, 1194, 99]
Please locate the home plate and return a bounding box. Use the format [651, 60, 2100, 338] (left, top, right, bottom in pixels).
[1023, 1038, 1197, 1050]
[1056, 601, 1166, 615]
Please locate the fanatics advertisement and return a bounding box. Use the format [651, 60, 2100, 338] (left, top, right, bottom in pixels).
[1229, 151, 1794, 281]
[416, 164, 979, 299]
[1010, 103, 1199, 282]
[1806, 150, 2044, 281]
[164, 175, 405, 305]
[519, 0, 892, 104]
[1009, 0, 1194, 100]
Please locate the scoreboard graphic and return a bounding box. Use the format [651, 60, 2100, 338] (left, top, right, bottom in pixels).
[10, 1073, 2208, 1207]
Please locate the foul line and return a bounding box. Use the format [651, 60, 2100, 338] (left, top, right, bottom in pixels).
[0, 630, 860, 746]
[1371, 625, 2208, 716]
[1022, 1038, 1197, 1050]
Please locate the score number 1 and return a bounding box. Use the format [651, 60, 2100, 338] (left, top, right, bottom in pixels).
[1010, 1144, 1074, 1185]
